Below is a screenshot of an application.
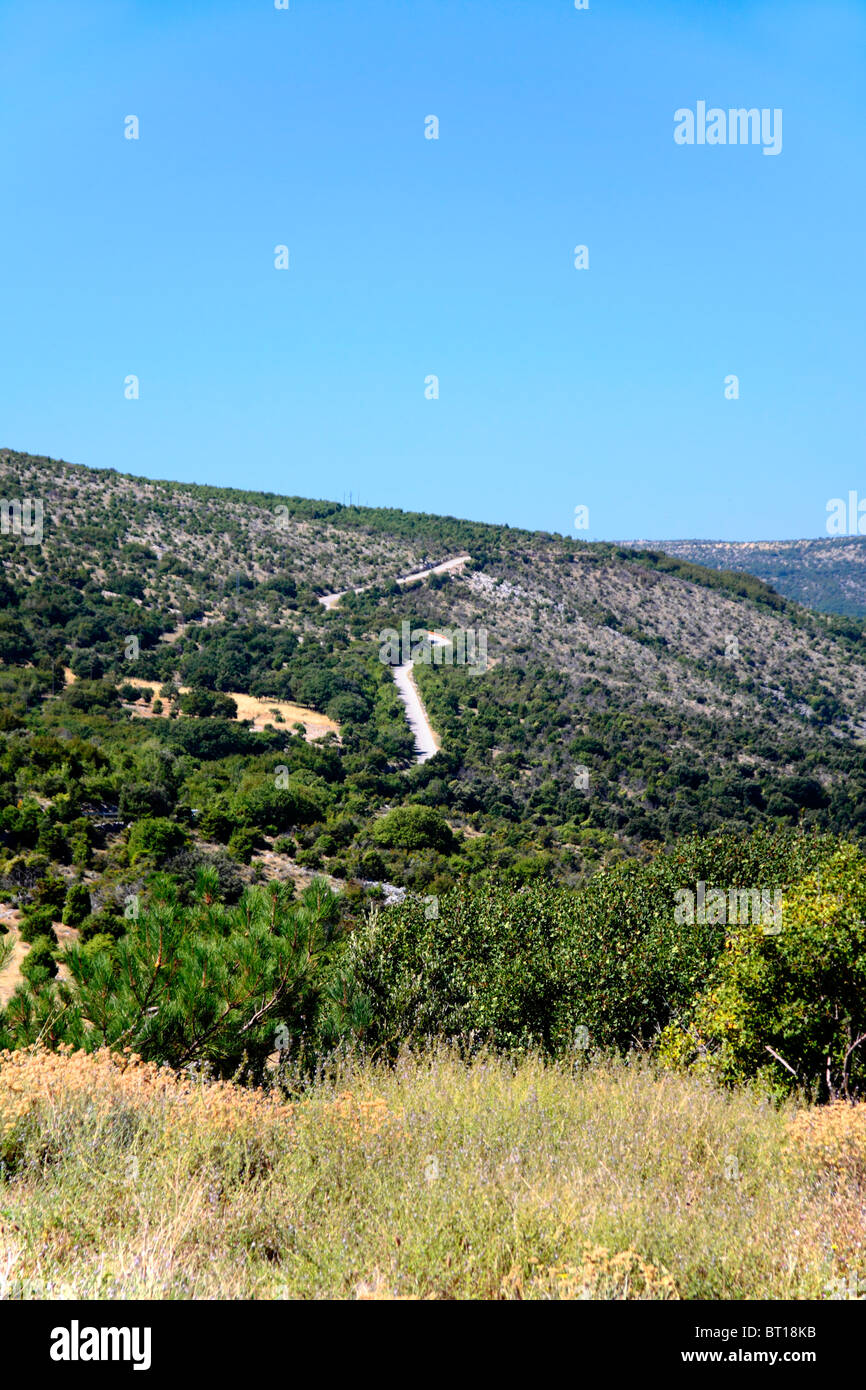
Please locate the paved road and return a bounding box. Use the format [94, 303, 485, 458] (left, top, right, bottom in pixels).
[318, 557, 471, 763]
[318, 554, 471, 610]
[391, 633, 448, 763]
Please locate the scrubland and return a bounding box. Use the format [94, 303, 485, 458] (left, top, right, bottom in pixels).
[1, 1046, 863, 1301]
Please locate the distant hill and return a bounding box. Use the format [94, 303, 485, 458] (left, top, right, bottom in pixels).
[620, 537, 866, 618]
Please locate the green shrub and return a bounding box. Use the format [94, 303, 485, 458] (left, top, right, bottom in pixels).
[127, 817, 187, 865]
[79, 932, 118, 960]
[231, 782, 327, 835]
[179, 687, 238, 719]
[3, 878, 343, 1075]
[658, 845, 866, 1100]
[161, 848, 245, 905]
[338, 830, 842, 1059]
[296, 849, 323, 870]
[78, 909, 125, 943]
[36, 821, 69, 862]
[62, 884, 92, 927]
[371, 806, 457, 854]
[18, 907, 58, 944]
[61, 679, 121, 711]
[227, 827, 261, 864]
[20, 937, 58, 987]
[30, 874, 67, 913]
[197, 796, 234, 843]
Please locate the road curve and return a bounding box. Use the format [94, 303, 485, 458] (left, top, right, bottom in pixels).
[392, 634, 448, 764]
[318, 558, 471, 764]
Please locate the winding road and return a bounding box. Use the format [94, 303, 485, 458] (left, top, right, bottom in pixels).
[319, 556, 471, 764]
[392, 633, 448, 763]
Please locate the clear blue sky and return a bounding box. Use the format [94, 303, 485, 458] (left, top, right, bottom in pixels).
[1, 0, 863, 541]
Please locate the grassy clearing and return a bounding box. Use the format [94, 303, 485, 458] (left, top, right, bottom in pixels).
[0, 1046, 863, 1300]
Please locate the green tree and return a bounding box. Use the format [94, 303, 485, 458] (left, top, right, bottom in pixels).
[659, 845, 866, 1100]
[4, 877, 343, 1076]
[371, 805, 457, 853]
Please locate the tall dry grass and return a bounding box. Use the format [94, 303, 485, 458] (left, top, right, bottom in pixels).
[0, 1045, 863, 1300]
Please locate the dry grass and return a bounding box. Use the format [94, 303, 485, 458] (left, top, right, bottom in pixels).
[788, 1103, 866, 1182]
[0, 1046, 863, 1300]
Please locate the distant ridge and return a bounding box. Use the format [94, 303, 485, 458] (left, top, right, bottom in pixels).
[619, 537, 866, 618]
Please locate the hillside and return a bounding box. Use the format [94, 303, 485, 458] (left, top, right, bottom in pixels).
[2, 446, 866, 913]
[622, 537, 866, 619]
[4, 448, 866, 1308]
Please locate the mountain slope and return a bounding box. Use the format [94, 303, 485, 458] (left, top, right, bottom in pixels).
[2, 447, 866, 896]
[622, 537, 866, 618]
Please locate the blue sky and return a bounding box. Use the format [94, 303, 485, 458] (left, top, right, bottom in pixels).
[1, 0, 863, 541]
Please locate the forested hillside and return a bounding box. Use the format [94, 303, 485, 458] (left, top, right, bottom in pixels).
[623, 536, 866, 618]
[3, 449, 866, 1159]
[2, 446, 866, 914]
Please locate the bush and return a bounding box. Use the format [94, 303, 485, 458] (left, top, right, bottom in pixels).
[371, 806, 457, 854]
[179, 687, 239, 720]
[62, 884, 92, 928]
[658, 845, 866, 1100]
[79, 909, 125, 943]
[227, 827, 261, 864]
[161, 848, 245, 905]
[61, 679, 121, 711]
[119, 782, 173, 819]
[30, 874, 67, 913]
[2, 879, 342, 1075]
[19, 907, 58, 944]
[325, 693, 370, 724]
[296, 849, 323, 870]
[358, 851, 387, 881]
[231, 782, 327, 835]
[36, 821, 69, 862]
[79, 932, 118, 960]
[127, 818, 188, 865]
[20, 937, 58, 986]
[197, 797, 234, 844]
[338, 830, 842, 1059]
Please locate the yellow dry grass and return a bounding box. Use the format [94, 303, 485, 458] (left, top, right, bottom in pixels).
[788, 1102, 866, 1181]
[1, 1046, 865, 1300]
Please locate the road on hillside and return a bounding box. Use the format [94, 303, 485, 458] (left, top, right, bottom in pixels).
[318, 557, 471, 762]
[318, 553, 471, 610]
[392, 633, 448, 763]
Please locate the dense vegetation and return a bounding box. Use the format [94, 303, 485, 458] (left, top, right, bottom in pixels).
[2, 449, 866, 1102]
